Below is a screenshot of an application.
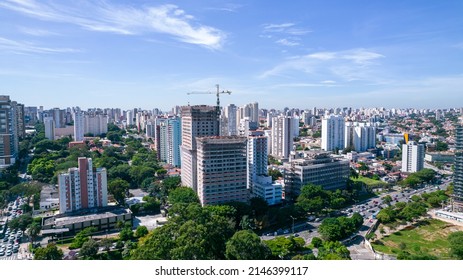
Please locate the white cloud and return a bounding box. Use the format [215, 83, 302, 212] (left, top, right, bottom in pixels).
[18, 27, 59, 36]
[260, 48, 384, 81]
[0, 37, 79, 54]
[0, 0, 225, 49]
[275, 39, 300, 47]
[262, 22, 311, 35]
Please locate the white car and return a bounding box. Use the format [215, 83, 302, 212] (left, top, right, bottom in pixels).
[6, 250, 12, 256]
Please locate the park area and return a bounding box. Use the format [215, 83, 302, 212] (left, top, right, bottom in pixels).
[371, 219, 463, 259]
[352, 176, 388, 188]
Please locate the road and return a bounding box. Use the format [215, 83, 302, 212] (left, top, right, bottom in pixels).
[260, 178, 452, 259]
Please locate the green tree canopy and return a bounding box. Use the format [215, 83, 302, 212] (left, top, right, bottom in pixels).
[448, 231, 463, 259]
[80, 239, 99, 259]
[225, 230, 271, 260]
[33, 243, 63, 260]
[168, 187, 200, 204]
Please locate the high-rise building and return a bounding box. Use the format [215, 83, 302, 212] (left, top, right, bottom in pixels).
[73, 107, 84, 141]
[322, 115, 345, 152]
[345, 122, 376, 152]
[247, 131, 268, 190]
[180, 105, 220, 191]
[196, 136, 248, 205]
[44, 117, 55, 140]
[58, 157, 107, 213]
[84, 114, 108, 136]
[401, 141, 425, 173]
[159, 118, 182, 167]
[0, 96, 19, 167]
[223, 104, 237, 136]
[270, 115, 294, 159]
[453, 122, 463, 211]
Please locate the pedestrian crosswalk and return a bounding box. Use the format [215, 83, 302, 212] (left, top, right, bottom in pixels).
[0, 255, 17, 260]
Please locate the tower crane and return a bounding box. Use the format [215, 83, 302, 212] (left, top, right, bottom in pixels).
[187, 84, 231, 116]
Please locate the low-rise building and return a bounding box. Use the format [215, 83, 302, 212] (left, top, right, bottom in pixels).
[283, 150, 350, 198]
[251, 175, 282, 206]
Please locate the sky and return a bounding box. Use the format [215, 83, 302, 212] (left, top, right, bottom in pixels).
[1, 0, 463, 111]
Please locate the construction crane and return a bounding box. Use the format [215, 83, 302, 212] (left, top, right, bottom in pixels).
[187, 84, 232, 116]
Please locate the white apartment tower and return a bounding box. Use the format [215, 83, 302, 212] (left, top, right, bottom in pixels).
[196, 136, 248, 205]
[345, 122, 376, 152]
[247, 131, 268, 190]
[270, 115, 294, 159]
[44, 117, 55, 141]
[180, 105, 220, 191]
[401, 141, 425, 173]
[322, 115, 345, 152]
[73, 107, 84, 141]
[58, 157, 107, 214]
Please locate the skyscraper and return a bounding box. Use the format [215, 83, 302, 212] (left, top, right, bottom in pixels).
[180, 105, 220, 191]
[58, 157, 108, 214]
[73, 107, 84, 141]
[159, 118, 182, 167]
[44, 117, 55, 140]
[453, 122, 463, 211]
[270, 115, 294, 159]
[322, 115, 345, 152]
[196, 136, 248, 205]
[0, 96, 19, 167]
[247, 131, 268, 190]
[401, 141, 425, 173]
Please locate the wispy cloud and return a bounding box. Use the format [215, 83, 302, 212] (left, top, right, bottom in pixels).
[260, 48, 384, 81]
[18, 27, 59, 36]
[0, 0, 225, 49]
[263, 22, 311, 35]
[0, 37, 79, 54]
[275, 38, 300, 47]
[453, 42, 463, 49]
[205, 3, 244, 13]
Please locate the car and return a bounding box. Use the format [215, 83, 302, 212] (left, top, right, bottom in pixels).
[12, 247, 18, 253]
[294, 233, 300, 237]
[6, 250, 12, 256]
[13, 243, 19, 249]
[0, 250, 4, 256]
[283, 229, 290, 234]
[7, 244, 12, 250]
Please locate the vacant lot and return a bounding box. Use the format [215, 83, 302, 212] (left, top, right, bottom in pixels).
[372, 219, 463, 259]
[352, 176, 388, 188]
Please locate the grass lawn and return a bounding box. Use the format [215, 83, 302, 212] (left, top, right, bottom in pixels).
[372, 219, 461, 259]
[352, 176, 388, 187]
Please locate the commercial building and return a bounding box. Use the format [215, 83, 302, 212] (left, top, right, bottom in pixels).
[454, 122, 463, 211]
[196, 136, 248, 206]
[322, 115, 345, 152]
[252, 175, 282, 206]
[401, 141, 425, 173]
[58, 157, 108, 214]
[180, 105, 220, 191]
[42, 207, 132, 236]
[283, 151, 350, 197]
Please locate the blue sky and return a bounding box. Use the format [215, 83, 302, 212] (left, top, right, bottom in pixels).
[1, 0, 462, 110]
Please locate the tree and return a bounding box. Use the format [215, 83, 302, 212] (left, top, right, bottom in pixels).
[69, 227, 97, 249]
[382, 195, 392, 205]
[296, 184, 328, 214]
[311, 237, 323, 248]
[268, 169, 283, 181]
[135, 226, 149, 238]
[100, 238, 113, 252]
[448, 231, 463, 259]
[264, 236, 305, 259]
[225, 230, 271, 260]
[33, 243, 63, 260]
[108, 178, 130, 205]
[80, 239, 99, 259]
[27, 222, 42, 244]
[317, 241, 351, 260]
[168, 187, 200, 204]
[27, 158, 55, 182]
[119, 226, 134, 241]
[250, 197, 269, 217]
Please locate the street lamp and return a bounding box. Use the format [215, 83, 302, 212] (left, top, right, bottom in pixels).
[290, 215, 295, 234]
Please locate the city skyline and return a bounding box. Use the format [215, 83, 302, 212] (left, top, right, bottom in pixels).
[1, 1, 463, 109]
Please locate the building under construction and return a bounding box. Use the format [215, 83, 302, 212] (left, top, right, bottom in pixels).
[196, 136, 249, 206]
